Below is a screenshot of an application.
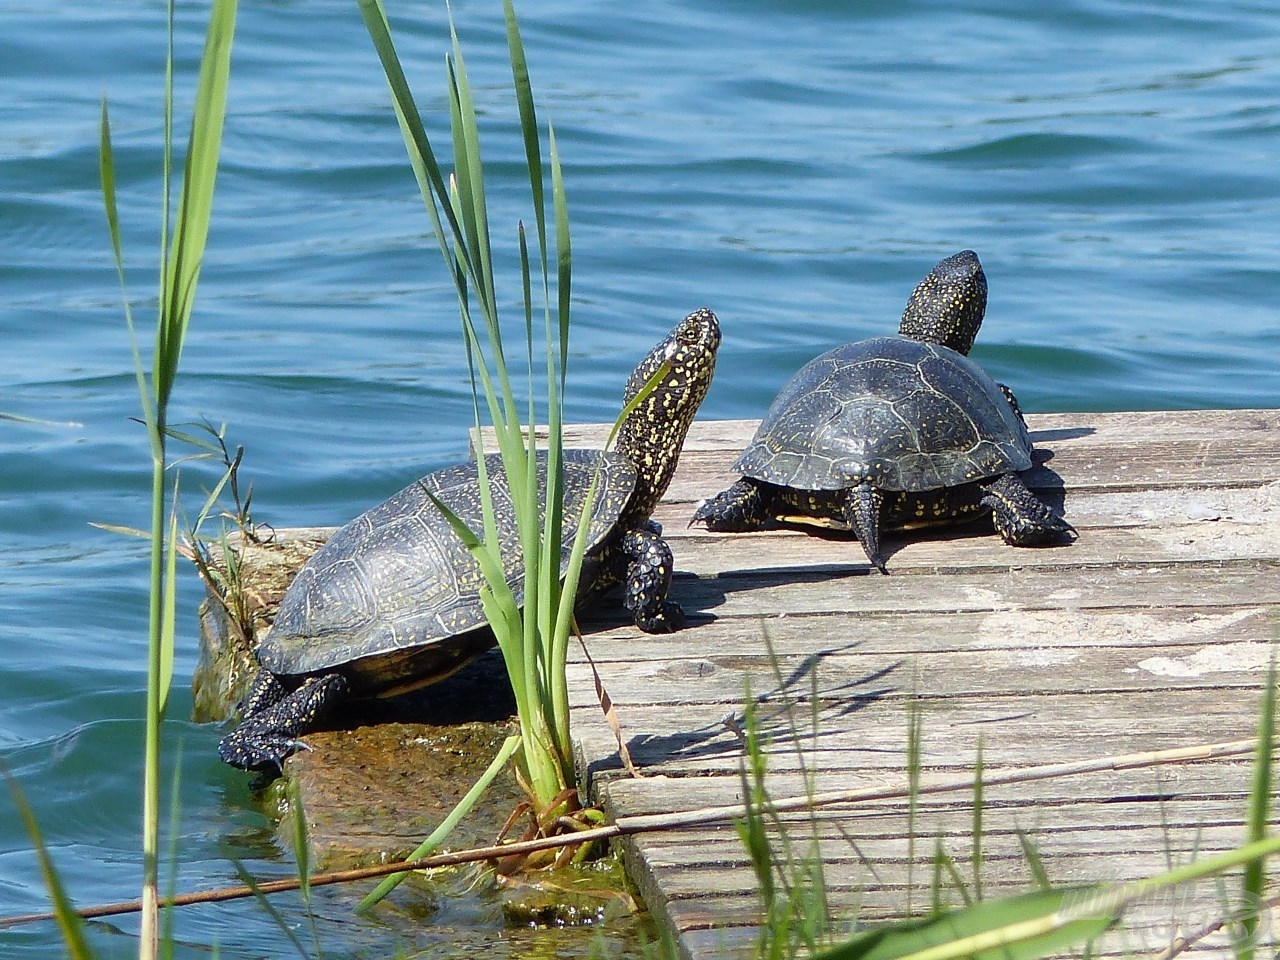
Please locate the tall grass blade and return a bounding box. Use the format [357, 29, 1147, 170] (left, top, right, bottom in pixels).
[159, 745, 186, 960]
[1016, 829, 1052, 891]
[1237, 653, 1276, 960]
[229, 861, 310, 960]
[810, 885, 1113, 960]
[4, 772, 93, 960]
[905, 693, 923, 913]
[817, 824, 1280, 960]
[358, 734, 521, 910]
[971, 737, 984, 900]
[504, 0, 545, 269]
[99, 102, 155, 449]
[156, 0, 237, 411]
[158, 479, 181, 711]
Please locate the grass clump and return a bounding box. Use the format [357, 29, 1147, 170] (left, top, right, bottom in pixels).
[356, 0, 580, 816]
[353, 0, 695, 848]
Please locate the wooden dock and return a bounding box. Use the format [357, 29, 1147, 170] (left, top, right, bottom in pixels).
[568, 408, 1280, 956]
[200, 408, 1280, 957]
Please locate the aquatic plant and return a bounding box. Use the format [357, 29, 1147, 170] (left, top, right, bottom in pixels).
[354, 0, 655, 846]
[98, 0, 238, 953]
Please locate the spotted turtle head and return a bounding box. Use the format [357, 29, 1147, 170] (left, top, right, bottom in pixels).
[615, 308, 721, 519]
[898, 249, 988, 355]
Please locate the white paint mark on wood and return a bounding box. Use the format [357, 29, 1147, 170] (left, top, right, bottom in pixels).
[1136, 641, 1276, 678]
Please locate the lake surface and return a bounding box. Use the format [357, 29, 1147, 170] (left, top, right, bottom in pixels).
[2, 0, 1278, 956]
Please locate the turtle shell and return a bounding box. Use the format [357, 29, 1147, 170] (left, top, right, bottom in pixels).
[736, 335, 1032, 493]
[258, 448, 636, 689]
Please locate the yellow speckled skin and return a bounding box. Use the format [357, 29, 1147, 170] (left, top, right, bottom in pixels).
[615, 308, 720, 526]
[899, 248, 989, 355]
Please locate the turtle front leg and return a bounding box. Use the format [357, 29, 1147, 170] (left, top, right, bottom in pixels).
[842, 480, 888, 573]
[218, 672, 351, 772]
[998, 383, 1029, 430]
[980, 473, 1076, 546]
[618, 525, 683, 633]
[691, 478, 773, 531]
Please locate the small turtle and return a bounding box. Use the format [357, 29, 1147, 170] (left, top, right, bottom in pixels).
[220, 308, 720, 771]
[691, 251, 1072, 571]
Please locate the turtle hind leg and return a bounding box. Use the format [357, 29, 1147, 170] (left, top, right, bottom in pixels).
[238, 668, 290, 717]
[842, 480, 888, 574]
[691, 478, 773, 531]
[981, 473, 1076, 546]
[218, 672, 351, 772]
[619, 525, 683, 633]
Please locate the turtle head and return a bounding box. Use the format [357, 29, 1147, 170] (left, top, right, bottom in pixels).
[615, 308, 721, 518]
[898, 249, 987, 355]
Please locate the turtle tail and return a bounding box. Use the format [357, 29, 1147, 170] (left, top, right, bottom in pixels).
[843, 480, 887, 574]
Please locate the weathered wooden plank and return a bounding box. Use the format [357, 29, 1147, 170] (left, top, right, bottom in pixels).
[550, 410, 1280, 494]
[595, 763, 1264, 816]
[573, 706, 1269, 783]
[655, 481, 1280, 530]
[553, 409, 1280, 452]
[660, 515, 1280, 578]
[572, 605, 1280, 661]
[584, 561, 1280, 623]
[567, 642, 1277, 710]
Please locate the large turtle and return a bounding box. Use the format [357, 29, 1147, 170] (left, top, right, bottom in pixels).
[219, 308, 720, 771]
[691, 251, 1072, 571]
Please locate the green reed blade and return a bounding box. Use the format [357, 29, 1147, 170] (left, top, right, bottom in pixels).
[550, 123, 572, 370]
[355, 0, 479, 313]
[5, 772, 93, 960]
[230, 860, 310, 960]
[1016, 829, 1052, 891]
[158, 481, 180, 713]
[358, 734, 522, 910]
[971, 737, 984, 900]
[156, 0, 236, 411]
[504, 0, 546, 271]
[1238, 653, 1276, 960]
[99, 102, 157, 454]
[811, 885, 1112, 960]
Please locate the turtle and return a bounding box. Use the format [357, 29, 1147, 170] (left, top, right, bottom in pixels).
[691, 250, 1073, 572]
[219, 307, 721, 771]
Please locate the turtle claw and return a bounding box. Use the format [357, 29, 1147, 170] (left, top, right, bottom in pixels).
[217, 729, 308, 774]
[690, 479, 770, 532]
[634, 600, 685, 633]
[218, 672, 351, 772]
[982, 473, 1075, 547]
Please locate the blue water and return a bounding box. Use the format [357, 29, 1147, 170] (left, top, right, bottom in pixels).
[3, 0, 1278, 956]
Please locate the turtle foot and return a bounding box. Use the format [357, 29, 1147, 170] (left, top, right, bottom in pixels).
[218, 728, 309, 774]
[690, 479, 770, 531]
[982, 474, 1076, 547]
[218, 672, 351, 772]
[633, 600, 685, 633]
[620, 525, 686, 633]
